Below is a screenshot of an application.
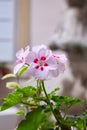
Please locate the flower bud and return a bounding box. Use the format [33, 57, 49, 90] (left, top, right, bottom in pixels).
[6, 82, 19, 89]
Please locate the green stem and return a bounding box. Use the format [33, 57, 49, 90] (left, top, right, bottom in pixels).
[41, 81, 72, 130]
[41, 80, 60, 124]
[63, 105, 68, 119]
[16, 74, 20, 85]
[83, 119, 87, 130]
[37, 80, 42, 97]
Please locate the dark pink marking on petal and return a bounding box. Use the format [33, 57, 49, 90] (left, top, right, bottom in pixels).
[21, 57, 25, 61]
[53, 55, 60, 58]
[44, 63, 48, 66]
[41, 67, 44, 71]
[33, 58, 38, 63]
[18, 58, 24, 63]
[41, 56, 46, 61]
[35, 65, 39, 69]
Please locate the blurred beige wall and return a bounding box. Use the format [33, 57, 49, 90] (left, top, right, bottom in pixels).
[17, 0, 30, 49]
[17, 0, 66, 49]
[30, 0, 67, 46]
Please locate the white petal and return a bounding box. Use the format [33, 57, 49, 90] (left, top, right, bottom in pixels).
[26, 52, 37, 64]
[51, 63, 65, 77]
[38, 48, 52, 59]
[35, 68, 49, 80]
[58, 54, 67, 63]
[14, 63, 24, 74]
[24, 46, 30, 57]
[51, 69, 59, 77]
[16, 48, 24, 59]
[58, 63, 65, 73]
[32, 44, 47, 53]
[28, 66, 37, 77]
[46, 57, 57, 70]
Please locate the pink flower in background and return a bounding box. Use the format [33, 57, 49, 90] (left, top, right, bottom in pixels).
[51, 54, 67, 77]
[27, 45, 57, 80]
[14, 46, 30, 74]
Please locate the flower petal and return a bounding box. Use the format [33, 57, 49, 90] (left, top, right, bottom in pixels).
[55, 54, 67, 63]
[26, 52, 37, 65]
[35, 67, 49, 80]
[38, 48, 52, 59]
[28, 67, 36, 77]
[16, 48, 24, 59]
[32, 44, 47, 53]
[51, 62, 65, 77]
[46, 56, 57, 70]
[24, 45, 30, 57]
[58, 62, 65, 73]
[14, 63, 24, 74]
[51, 69, 59, 77]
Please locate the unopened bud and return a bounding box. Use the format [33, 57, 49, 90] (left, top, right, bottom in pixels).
[6, 82, 19, 89]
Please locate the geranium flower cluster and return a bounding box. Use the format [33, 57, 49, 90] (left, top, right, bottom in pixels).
[14, 45, 67, 80]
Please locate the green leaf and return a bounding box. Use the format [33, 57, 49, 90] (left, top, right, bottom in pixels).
[17, 107, 46, 130]
[48, 87, 60, 99]
[40, 113, 55, 130]
[21, 86, 37, 97]
[18, 65, 28, 76]
[0, 86, 37, 111]
[74, 113, 87, 129]
[0, 91, 23, 111]
[66, 116, 76, 126]
[41, 105, 51, 112]
[75, 112, 87, 120]
[52, 96, 83, 108]
[16, 109, 25, 115]
[66, 112, 87, 129]
[75, 120, 84, 130]
[33, 97, 47, 103]
[1, 73, 16, 80]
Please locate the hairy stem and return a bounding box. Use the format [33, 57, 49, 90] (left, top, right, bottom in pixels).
[41, 80, 72, 130]
[37, 80, 42, 97]
[41, 80, 60, 124]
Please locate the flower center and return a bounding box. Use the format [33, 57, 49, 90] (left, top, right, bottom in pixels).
[39, 56, 48, 67]
[34, 56, 48, 71]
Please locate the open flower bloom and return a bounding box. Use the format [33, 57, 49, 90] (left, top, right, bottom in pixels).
[14, 46, 30, 74]
[51, 54, 67, 77]
[13, 45, 67, 80]
[27, 45, 57, 80]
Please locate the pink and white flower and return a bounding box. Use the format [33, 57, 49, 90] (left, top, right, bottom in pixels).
[27, 45, 57, 80]
[14, 46, 30, 74]
[13, 44, 67, 80]
[51, 54, 67, 77]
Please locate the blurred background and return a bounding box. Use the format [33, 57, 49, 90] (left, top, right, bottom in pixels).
[0, 0, 87, 129]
